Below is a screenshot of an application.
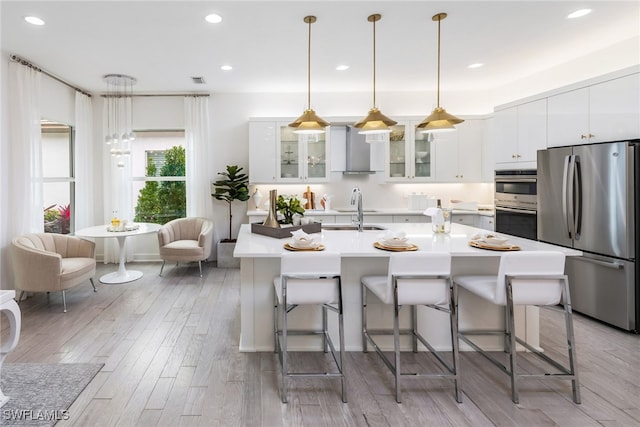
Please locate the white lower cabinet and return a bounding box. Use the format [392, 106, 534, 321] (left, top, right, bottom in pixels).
[452, 213, 495, 231]
[452, 214, 476, 227]
[478, 215, 494, 231]
[393, 215, 428, 223]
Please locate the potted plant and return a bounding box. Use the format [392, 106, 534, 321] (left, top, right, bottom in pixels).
[276, 195, 305, 225]
[212, 165, 249, 267]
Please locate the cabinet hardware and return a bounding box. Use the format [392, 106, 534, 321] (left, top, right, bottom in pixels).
[581, 134, 587, 139]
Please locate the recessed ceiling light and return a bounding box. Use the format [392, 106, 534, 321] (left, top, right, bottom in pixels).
[205, 13, 223, 24]
[221, 65, 233, 71]
[336, 65, 350, 71]
[467, 63, 484, 69]
[24, 16, 45, 26]
[567, 9, 592, 19]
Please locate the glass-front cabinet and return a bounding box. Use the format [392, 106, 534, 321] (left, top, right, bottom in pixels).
[385, 122, 435, 182]
[248, 119, 330, 184]
[278, 124, 329, 182]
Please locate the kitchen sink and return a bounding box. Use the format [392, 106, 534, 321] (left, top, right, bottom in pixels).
[321, 225, 386, 231]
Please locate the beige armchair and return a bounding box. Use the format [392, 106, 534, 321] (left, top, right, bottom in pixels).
[11, 233, 97, 312]
[158, 217, 214, 277]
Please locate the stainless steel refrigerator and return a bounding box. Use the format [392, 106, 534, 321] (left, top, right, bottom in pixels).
[537, 140, 639, 332]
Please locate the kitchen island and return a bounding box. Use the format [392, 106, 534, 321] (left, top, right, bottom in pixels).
[233, 222, 581, 352]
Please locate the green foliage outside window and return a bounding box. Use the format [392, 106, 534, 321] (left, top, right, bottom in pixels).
[134, 145, 186, 224]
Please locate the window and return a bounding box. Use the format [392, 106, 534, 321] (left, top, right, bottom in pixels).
[132, 130, 186, 224]
[42, 120, 73, 234]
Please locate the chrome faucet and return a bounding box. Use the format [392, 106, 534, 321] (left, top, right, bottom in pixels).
[350, 186, 363, 232]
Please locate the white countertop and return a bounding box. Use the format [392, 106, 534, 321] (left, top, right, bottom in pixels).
[234, 222, 580, 258]
[247, 208, 495, 217]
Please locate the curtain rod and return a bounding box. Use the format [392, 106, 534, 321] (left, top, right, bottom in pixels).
[10, 54, 92, 98]
[101, 93, 210, 98]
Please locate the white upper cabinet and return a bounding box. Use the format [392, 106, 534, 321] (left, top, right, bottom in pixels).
[249, 121, 277, 183]
[434, 119, 483, 182]
[494, 98, 547, 169]
[481, 117, 495, 182]
[548, 73, 640, 146]
[248, 119, 330, 184]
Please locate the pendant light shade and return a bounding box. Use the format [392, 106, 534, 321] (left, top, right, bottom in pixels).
[288, 16, 329, 135]
[417, 13, 464, 133]
[355, 14, 397, 143]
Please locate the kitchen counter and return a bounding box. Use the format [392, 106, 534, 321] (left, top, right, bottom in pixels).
[247, 208, 495, 217]
[234, 222, 580, 352]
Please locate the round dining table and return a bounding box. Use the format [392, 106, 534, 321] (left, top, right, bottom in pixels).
[75, 222, 161, 284]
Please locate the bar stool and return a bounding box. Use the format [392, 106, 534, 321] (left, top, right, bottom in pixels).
[361, 252, 461, 403]
[454, 251, 580, 404]
[273, 251, 346, 403]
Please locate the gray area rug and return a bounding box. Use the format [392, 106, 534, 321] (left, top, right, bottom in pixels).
[0, 363, 103, 427]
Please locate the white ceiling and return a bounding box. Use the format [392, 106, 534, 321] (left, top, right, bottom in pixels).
[2, 1, 639, 95]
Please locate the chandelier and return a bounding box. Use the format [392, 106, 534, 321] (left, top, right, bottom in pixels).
[104, 74, 136, 167]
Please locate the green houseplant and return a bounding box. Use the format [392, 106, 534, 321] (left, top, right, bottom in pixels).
[212, 165, 250, 242]
[276, 195, 305, 225]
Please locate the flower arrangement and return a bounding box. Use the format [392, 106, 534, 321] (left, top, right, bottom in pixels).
[276, 195, 305, 225]
[43, 204, 71, 234]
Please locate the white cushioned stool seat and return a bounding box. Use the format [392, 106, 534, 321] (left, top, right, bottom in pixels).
[361, 251, 461, 403]
[454, 251, 581, 404]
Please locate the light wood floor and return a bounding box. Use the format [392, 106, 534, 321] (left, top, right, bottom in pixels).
[3, 262, 640, 426]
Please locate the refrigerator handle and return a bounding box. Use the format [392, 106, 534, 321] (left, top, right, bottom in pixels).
[571, 256, 623, 270]
[574, 155, 582, 240]
[562, 154, 574, 238]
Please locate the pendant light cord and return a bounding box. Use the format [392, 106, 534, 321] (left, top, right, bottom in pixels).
[372, 17, 377, 108]
[307, 18, 312, 110]
[436, 16, 441, 108]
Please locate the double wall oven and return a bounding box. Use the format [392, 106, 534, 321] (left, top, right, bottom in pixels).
[494, 169, 537, 240]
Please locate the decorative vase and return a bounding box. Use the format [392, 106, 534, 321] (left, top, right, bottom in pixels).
[252, 188, 263, 210]
[262, 189, 280, 228]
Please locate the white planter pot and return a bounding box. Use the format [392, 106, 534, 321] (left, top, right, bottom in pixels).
[217, 241, 240, 268]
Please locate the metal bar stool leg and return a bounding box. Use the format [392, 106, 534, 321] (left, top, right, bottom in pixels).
[562, 277, 581, 404]
[393, 280, 402, 403]
[506, 278, 519, 403]
[281, 288, 289, 404]
[411, 304, 418, 353]
[362, 282, 368, 353]
[339, 287, 347, 403]
[322, 305, 328, 353]
[449, 279, 462, 403]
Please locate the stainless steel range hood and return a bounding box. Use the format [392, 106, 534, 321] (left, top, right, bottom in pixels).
[343, 124, 375, 175]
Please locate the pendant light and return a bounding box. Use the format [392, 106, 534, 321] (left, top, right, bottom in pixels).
[288, 16, 329, 141]
[417, 13, 464, 133]
[104, 74, 136, 167]
[354, 14, 397, 143]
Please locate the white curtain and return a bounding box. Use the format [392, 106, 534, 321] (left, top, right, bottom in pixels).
[102, 97, 134, 263]
[8, 62, 43, 236]
[184, 96, 212, 219]
[74, 92, 94, 230]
